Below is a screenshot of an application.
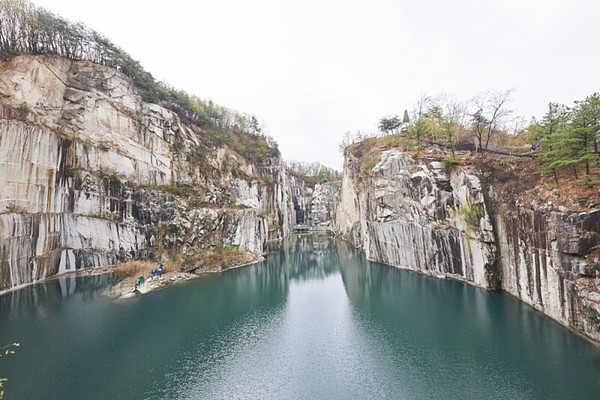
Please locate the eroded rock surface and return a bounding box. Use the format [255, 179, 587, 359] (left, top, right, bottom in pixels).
[336, 149, 497, 288]
[0, 55, 303, 292]
[335, 148, 600, 344]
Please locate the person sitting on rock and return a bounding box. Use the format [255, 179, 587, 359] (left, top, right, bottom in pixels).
[150, 263, 164, 278]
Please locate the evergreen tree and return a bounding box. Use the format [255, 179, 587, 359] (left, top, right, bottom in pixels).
[571, 93, 600, 175]
[378, 116, 401, 135]
[402, 109, 410, 125]
[408, 116, 430, 148]
[532, 103, 577, 182]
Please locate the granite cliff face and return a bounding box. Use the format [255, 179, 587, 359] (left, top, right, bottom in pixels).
[0, 55, 302, 292]
[495, 202, 600, 342]
[336, 149, 497, 288]
[335, 147, 600, 344]
[310, 183, 338, 226]
[3, 54, 598, 347]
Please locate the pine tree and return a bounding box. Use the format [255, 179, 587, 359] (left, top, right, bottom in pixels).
[532, 103, 575, 183]
[408, 117, 430, 148]
[571, 93, 600, 175]
[378, 116, 401, 135]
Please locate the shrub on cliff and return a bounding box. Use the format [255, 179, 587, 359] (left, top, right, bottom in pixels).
[0, 0, 279, 164]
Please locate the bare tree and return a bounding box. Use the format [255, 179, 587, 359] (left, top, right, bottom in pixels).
[510, 115, 530, 135]
[470, 89, 514, 152]
[433, 94, 466, 157]
[338, 130, 372, 153]
[338, 131, 353, 154]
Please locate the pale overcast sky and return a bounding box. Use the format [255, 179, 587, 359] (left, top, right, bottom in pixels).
[38, 0, 599, 169]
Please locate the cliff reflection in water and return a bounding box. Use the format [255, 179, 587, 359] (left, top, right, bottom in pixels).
[0, 245, 293, 400]
[268, 232, 339, 282]
[337, 245, 600, 400]
[0, 274, 118, 314]
[2, 235, 600, 400]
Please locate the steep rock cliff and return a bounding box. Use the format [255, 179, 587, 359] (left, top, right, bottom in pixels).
[336, 149, 497, 288]
[310, 183, 339, 226]
[495, 202, 600, 342]
[287, 174, 310, 226]
[0, 55, 300, 291]
[335, 147, 600, 344]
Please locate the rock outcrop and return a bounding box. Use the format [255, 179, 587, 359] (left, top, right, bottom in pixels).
[335, 147, 600, 344]
[287, 174, 311, 226]
[336, 149, 497, 288]
[0, 55, 302, 292]
[310, 183, 339, 226]
[496, 204, 600, 342]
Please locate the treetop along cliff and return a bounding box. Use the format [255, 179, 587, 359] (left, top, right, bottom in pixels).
[0, 0, 279, 164]
[345, 88, 600, 209]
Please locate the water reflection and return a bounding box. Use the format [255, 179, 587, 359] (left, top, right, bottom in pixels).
[338, 246, 600, 400]
[1, 235, 600, 400]
[0, 256, 293, 399]
[0, 274, 118, 314]
[268, 232, 339, 282]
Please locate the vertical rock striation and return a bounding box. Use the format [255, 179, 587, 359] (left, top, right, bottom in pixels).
[495, 205, 600, 342]
[310, 183, 339, 226]
[335, 149, 498, 288]
[335, 147, 600, 344]
[0, 55, 300, 292]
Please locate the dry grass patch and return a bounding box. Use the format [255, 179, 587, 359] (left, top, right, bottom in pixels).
[113, 261, 167, 278]
[181, 246, 260, 273]
[347, 134, 414, 160]
[361, 153, 381, 176]
[474, 154, 600, 210]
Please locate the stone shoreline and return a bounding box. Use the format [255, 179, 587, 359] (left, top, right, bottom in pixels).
[0, 255, 266, 299]
[111, 256, 265, 299]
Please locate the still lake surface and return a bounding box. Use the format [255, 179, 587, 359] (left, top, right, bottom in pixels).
[1, 234, 600, 399]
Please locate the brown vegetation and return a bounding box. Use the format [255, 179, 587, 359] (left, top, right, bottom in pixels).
[346, 134, 413, 160]
[180, 246, 261, 274]
[113, 261, 167, 278]
[350, 132, 600, 211]
[474, 154, 600, 210]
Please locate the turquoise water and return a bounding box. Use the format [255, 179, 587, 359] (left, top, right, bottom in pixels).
[1, 234, 599, 399]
